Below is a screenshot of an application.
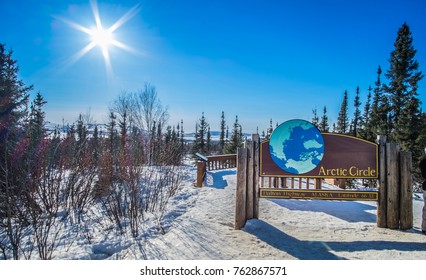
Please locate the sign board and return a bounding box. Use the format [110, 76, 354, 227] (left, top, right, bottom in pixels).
[259, 188, 378, 201]
[260, 120, 378, 179]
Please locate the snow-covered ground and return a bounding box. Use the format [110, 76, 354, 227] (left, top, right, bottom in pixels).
[51, 167, 424, 260]
[5, 166, 425, 260]
[131, 168, 426, 260]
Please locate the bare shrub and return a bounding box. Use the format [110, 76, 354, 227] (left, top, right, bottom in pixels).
[141, 165, 182, 234]
[25, 140, 65, 259]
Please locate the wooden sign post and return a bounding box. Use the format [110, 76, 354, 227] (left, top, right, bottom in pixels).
[235, 129, 413, 231]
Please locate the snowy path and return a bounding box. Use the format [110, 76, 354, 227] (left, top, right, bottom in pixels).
[119, 169, 426, 260]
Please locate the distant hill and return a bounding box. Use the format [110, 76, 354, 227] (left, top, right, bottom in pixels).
[46, 122, 252, 142]
[183, 131, 252, 142]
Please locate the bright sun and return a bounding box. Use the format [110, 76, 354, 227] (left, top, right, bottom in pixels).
[90, 28, 114, 49]
[90, 26, 114, 54]
[57, 0, 140, 75]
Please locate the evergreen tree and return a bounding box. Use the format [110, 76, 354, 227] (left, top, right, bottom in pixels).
[180, 119, 184, 148]
[206, 126, 211, 153]
[359, 86, 374, 141]
[107, 111, 118, 160]
[225, 115, 243, 154]
[312, 108, 319, 127]
[385, 22, 423, 156]
[219, 111, 226, 153]
[370, 66, 391, 137]
[27, 92, 47, 145]
[352, 86, 362, 137]
[266, 119, 273, 138]
[416, 112, 426, 158]
[0, 44, 31, 138]
[319, 106, 329, 132]
[26, 92, 47, 185]
[76, 114, 88, 150]
[154, 120, 163, 164]
[192, 112, 209, 155]
[336, 90, 349, 134]
[399, 93, 422, 159]
[165, 125, 172, 144]
[0, 43, 32, 259]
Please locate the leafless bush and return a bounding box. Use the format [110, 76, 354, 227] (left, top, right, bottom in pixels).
[0, 185, 28, 259]
[0, 137, 33, 259]
[141, 165, 183, 234]
[25, 141, 65, 259]
[63, 153, 98, 224]
[123, 165, 144, 237]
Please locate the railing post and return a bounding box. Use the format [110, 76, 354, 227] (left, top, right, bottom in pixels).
[252, 134, 260, 219]
[386, 142, 400, 229]
[195, 160, 206, 187]
[377, 135, 387, 228]
[315, 178, 322, 189]
[400, 151, 413, 230]
[246, 141, 254, 220]
[235, 147, 248, 229]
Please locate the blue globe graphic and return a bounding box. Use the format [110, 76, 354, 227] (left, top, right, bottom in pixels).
[269, 119, 324, 174]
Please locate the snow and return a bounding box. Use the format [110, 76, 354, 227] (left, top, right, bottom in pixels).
[128, 169, 426, 260]
[4, 166, 426, 261]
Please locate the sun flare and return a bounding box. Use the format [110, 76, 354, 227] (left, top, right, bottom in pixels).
[57, 0, 140, 75]
[90, 26, 114, 51]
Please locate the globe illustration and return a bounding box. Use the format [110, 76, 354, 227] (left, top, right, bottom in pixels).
[269, 119, 324, 174]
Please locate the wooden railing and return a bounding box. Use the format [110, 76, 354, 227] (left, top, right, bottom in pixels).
[194, 153, 324, 190]
[194, 154, 237, 187]
[206, 154, 237, 170]
[260, 177, 323, 189]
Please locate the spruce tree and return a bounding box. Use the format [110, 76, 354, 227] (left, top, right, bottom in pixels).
[27, 92, 47, 145]
[225, 115, 243, 154]
[359, 86, 374, 141]
[385, 22, 423, 156]
[352, 87, 362, 137]
[76, 114, 88, 150]
[179, 120, 184, 149]
[220, 111, 226, 153]
[266, 119, 273, 138]
[312, 108, 319, 127]
[370, 66, 391, 137]
[336, 90, 349, 134]
[319, 106, 329, 132]
[26, 92, 47, 185]
[416, 112, 426, 158]
[107, 111, 118, 163]
[206, 126, 211, 153]
[0, 43, 32, 259]
[192, 112, 209, 155]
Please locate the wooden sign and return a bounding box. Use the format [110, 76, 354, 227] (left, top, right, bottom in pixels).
[259, 188, 379, 201]
[261, 126, 378, 179]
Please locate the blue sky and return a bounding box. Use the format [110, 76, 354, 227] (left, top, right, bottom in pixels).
[1, 0, 426, 133]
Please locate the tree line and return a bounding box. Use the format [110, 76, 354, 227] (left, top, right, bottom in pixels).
[309, 23, 424, 176]
[190, 111, 245, 156]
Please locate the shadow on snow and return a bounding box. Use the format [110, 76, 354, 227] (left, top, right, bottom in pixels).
[205, 170, 236, 189]
[244, 219, 426, 260]
[270, 199, 377, 223]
